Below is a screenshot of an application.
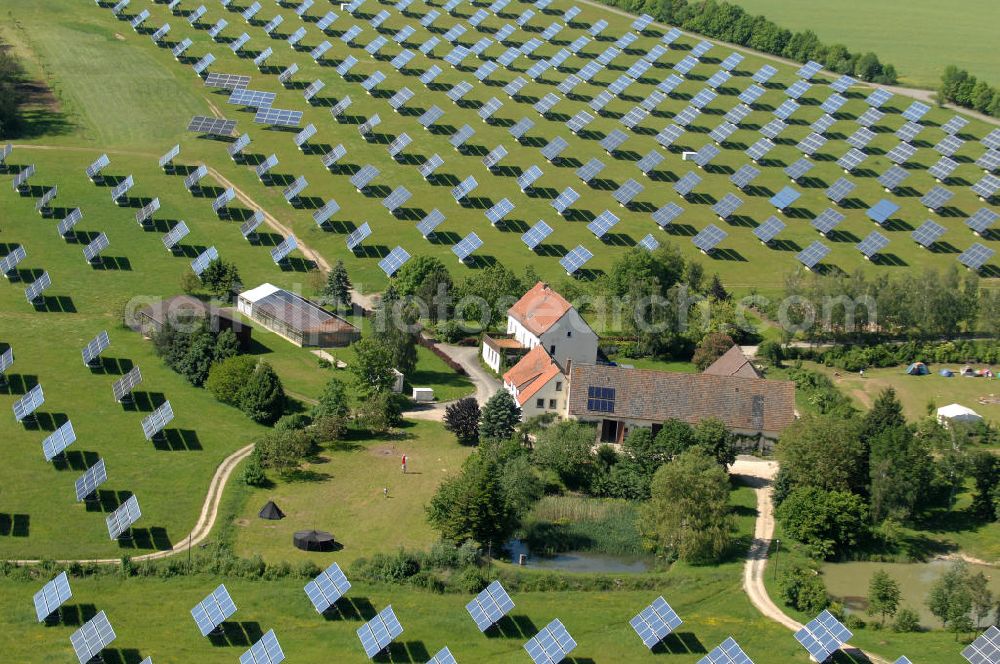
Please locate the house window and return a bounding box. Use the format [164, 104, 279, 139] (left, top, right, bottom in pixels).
[549, 344, 556, 355]
[555, 381, 562, 392]
[567, 330, 572, 337]
[536, 398, 545, 409]
[549, 399, 557, 409]
[586, 386, 616, 413]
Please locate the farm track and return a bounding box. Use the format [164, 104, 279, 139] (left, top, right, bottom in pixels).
[734, 457, 891, 664]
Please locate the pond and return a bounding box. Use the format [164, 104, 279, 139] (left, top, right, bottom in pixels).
[505, 540, 652, 574]
[821, 559, 1000, 626]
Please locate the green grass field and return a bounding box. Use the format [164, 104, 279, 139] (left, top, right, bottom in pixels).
[727, 0, 1000, 90]
[0, 0, 996, 661]
[232, 419, 474, 565]
[6, 0, 999, 300]
[0, 571, 810, 663]
[0, 149, 466, 560]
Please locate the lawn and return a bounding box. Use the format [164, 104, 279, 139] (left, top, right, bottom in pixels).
[803, 361, 1000, 424]
[231, 419, 474, 566]
[726, 0, 1000, 90]
[7, 0, 999, 303]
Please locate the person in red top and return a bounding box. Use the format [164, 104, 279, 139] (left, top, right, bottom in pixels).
[401, 454, 407, 474]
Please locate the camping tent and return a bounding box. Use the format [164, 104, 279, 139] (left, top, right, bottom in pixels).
[939, 369, 954, 377]
[936, 403, 984, 428]
[293, 530, 336, 552]
[905, 362, 928, 375]
[259, 501, 285, 520]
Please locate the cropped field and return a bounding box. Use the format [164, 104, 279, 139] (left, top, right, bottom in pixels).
[7, 0, 999, 300]
[727, 0, 1000, 89]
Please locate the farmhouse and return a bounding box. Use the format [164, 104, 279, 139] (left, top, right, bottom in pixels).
[565, 362, 796, 444]
[482, 282, 598, 373]
[502, 345, 567, 418]
[237, 283, 360, 348]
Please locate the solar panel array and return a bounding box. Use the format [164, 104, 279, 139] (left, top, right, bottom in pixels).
[191, 585, 238, 637]
[82, 330, 110, 366]
[525, 619, 577, 664]
[452, 232, 483, 262]
[698, 637, 754, 664]
[379, 246, 410, 276]
[304, 562, 352, 614]
[560, 245, 593, 274]
[13, 384, 44, 422]
[75, 458, 108, 502]
[42, 420, 76, 461]
[106, 494, 141, 540]
[240, 629, 285, 664]
[630, 596, 682, 648]
[958, 243, 995, 271]
[112, 366, 142, 402]
[34, 572, 72, 622]
[141, 400, 174, 440]
[357, 605, 404, 658]
[70, 611, 116, 664]
[795, 610, 853, 663]
[962, 625, 1000, 664]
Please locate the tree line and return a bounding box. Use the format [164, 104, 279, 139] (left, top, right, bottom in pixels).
[777, 264, 998, 342]
[939, 65, 1000, 118]
[594, 0, 896, 83]
[0, 39, 26, 139]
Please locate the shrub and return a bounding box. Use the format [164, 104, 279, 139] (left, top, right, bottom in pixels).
[242, 457, 267, 487]
[778, 566, 830, 614]
[240, 362, 286, 425]
[313, 415, 348, 442]
[206, 355, 258, 406]
[444, 397, 481, 445]
[274, 413, 312, 432]
[892, 607, 920, 632]
[456, 565, 490, 594]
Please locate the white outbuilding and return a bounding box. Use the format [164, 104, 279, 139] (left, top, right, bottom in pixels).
[936, 403, 984, 427]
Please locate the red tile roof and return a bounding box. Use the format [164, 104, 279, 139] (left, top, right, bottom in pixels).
[567, 364, 795, 435]
[703, 345, 761, 379]
[503, 345, 563, 405]
[507, 282, 573, 336]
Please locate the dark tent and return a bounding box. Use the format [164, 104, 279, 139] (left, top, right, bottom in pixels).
[259, 501, 285, 520]
[293, 530, 336, 552]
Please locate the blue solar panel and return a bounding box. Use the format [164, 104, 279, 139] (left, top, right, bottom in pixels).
[560, 245, 593, 274]
[866, 199, 900, 225]
[304, 563, 351, 614]
[357, 606, 404, 658]
[466, 581, 515, 631]
[525, 619, 577, 664]
[770, 186, 801, 210]
[795, 610, 853, 663]
[630, 596, 682, 649]
[692, 224, 727, 253]
[523, 221, 553, 250]
[754, 216, 785, 244]
[796, 241, 830, 269]
[698, 637, 754, 664]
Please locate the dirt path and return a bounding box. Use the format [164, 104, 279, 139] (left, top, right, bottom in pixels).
[206, 166, 331, 273]
[405, 343, 501, 421]
[11, 443, 254, 566]
[732, 457, 891, 664]
[574, 0, 999, 127]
